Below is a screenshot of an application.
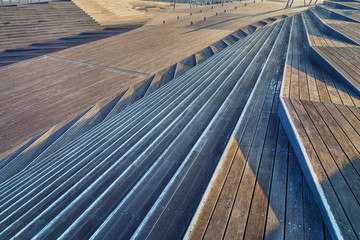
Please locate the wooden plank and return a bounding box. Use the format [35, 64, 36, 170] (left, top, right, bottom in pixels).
[303, 177, 325, 240]
[202, 143, 247, 240]
[303, 100, 360, 202]
[281, 98, 356, 240]
[289, 15, 299, 100]
[291, 98, 360, 238]
[312, 61, 331, 103]
[305, 55, 320, 103]
[285, 147, 304, 239]
[185, 135, 241, 239]
[322, 70, 342, 105]
[264, 123, 288, 240]
[299, 40, 309, 101]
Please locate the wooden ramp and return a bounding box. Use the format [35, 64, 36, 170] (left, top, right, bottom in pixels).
[279, 7, 360, 240]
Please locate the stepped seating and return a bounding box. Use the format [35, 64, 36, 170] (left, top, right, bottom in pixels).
[0, 1, 102, 52]
[0, 20, 266, 176]
[279, 8, 360, 240]
[71, 0, 152, 26]
[311, 6, 360, 45]
[1, 19, 279, 238]
[321, 2, 360, 22]
[301, 9, 360, 94]
[2, 2, 359, 239]
[0, 17, 326, 239]
[89, 0, 144, 18]
[0, 27, 135, 67]
[185, 15, 330, 240]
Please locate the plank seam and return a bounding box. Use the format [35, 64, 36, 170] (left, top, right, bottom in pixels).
[44, 55, 150, 77]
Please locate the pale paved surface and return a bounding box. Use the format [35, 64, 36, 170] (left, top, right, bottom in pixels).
[0, 0, 313, 161]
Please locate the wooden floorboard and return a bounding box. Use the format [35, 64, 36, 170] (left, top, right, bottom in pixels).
[0, 2, 101, 52]
[0, 57, 143, 158]
[302, 10, 360, 94]
[279, 10, 360, 240]
[0, 1, 309, 160]
[186, 16, 329, 240]
[291, 99, 360, 238]
[282, 12, 360, 107]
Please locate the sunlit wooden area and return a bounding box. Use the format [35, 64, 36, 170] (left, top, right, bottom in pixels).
[0, 0, 359, 239]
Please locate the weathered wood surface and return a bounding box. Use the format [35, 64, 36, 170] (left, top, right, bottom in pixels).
[279, 10, 360, 240]
[0, 20, 295, 239]
[0, 1, 309, 160]
[185, 16, 329, 240]
[0, 1, 102, 52]
[302, 10, 360, 94]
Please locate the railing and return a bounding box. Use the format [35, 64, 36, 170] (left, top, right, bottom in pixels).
[285, 0, 317, 9]
[0, 0, 59, 6]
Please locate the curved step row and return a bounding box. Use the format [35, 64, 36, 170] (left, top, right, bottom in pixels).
[0, 19, 284, 239]
[0, 19, 274, 182]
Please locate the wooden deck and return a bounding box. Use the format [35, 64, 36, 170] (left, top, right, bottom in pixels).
[302, 9, 360, 94]
[0, 2, 349, 239]
[0, 19, 296, 239]
[0, 1, 309, 161]
[0, 1, 102, 52]
[313, 5, 360, 44]
[0, 27, 138, 67]
[185, 15, 331, 240]
[279, 10, 360, 240]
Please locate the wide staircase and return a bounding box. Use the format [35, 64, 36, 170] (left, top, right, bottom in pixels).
[71, 0, 162, 26]
[0, 1, 103, 52]
[278, 2, 360, 240]
[0, 1, 359, 240]
[0, 1, 142, 67]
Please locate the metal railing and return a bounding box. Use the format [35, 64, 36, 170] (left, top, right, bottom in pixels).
[0, 0, 58, 6]
[285, 0, 318, 8]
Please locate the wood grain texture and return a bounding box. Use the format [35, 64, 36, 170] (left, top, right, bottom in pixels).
[279, 9, 360, 240]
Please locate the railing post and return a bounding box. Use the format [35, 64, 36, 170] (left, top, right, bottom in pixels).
[285, 0, 290, 9]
